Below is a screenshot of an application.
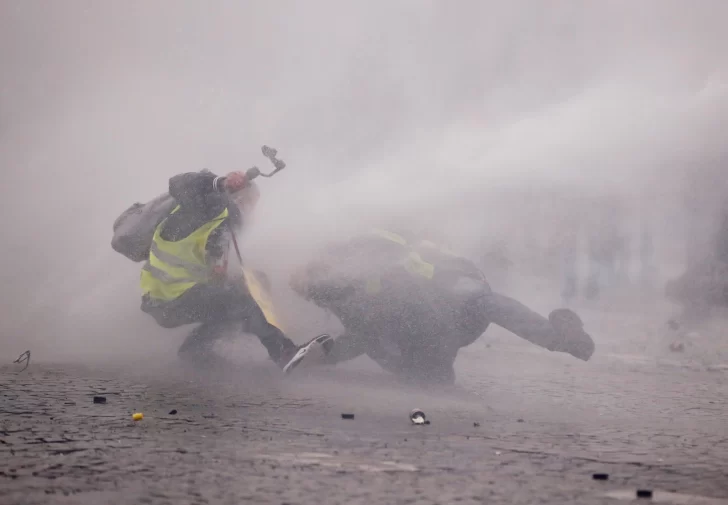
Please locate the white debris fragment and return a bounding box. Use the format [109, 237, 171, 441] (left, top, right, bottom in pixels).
[410, 409, 426, 425]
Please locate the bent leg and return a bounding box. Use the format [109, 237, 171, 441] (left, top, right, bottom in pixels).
[323, 332, 406, 376]
[156, 283, 297, 364]
[238, 301, 297, 364]
[396, 343, 457, 385]
[178, 321, 231, 355]
[324, 332, 370, 365]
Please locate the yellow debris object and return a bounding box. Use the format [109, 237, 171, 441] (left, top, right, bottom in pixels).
[132, 413, 144, 421]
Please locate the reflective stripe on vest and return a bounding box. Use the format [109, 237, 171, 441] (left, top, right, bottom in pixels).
[149, 242, 210, 278]
[367, 229, 487, 296]
[142, 263, 198, 284]
[140, 206, 228, 301]
[366, 229, 436, 291]
[403, 251, 435, 279]
[371, 228, 408, 246]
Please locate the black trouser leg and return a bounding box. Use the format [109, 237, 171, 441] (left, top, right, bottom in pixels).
[323, 331, 408, 376]
[323, 332, 369, 365]
[178, 321, 231, 355]
[142, 283, 297, 364]
[238, 301, 297, 364]
[396, 344, 457, 385]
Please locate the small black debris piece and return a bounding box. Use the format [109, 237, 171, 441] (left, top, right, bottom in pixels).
[592, 473, 609, 481]
[473, 422, 480, 427]
[168, 409, 178, 415]
[517, 418, 524, 423]
[424, 420, 430, 425]
[93, 396, 107, 404]
[636, 489, 653, 499]
[341, 413, 355, 420]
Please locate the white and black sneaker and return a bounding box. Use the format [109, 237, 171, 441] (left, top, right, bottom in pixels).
[281, 334, 334, 375]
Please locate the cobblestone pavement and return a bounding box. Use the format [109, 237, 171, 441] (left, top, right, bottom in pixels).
[1, 335, 727, 505]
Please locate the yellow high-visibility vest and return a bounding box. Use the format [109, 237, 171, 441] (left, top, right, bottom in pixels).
[140, 206, 227, 301]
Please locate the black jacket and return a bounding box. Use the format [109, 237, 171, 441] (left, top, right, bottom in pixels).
[161, 171, 242, 263]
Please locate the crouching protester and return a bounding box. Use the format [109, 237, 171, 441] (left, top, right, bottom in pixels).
[290, 228, 595, 385]
[112, 167, 332, 372]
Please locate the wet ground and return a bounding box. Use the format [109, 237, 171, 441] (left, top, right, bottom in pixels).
[2, 313, 727, 505]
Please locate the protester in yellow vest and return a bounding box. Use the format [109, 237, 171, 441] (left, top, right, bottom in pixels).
[140, 169, 331, 371]
[290, 228, 595, 384]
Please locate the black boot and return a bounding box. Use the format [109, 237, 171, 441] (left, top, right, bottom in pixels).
[178, 322, 227, 367]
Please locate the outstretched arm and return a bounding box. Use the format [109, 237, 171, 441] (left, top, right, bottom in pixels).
[483, 293, 562, 350]
[483, 292, 595, 360]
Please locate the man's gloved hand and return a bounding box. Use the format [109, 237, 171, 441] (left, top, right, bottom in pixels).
[245, 167, 261, 180]
[548, 308, 595, 361]
[224, 171, 249, 192]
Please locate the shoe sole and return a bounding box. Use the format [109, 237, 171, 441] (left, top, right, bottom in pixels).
[283, 334, 333, 375]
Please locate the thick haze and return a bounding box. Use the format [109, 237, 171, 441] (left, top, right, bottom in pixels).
[2, 1, 727, 360]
